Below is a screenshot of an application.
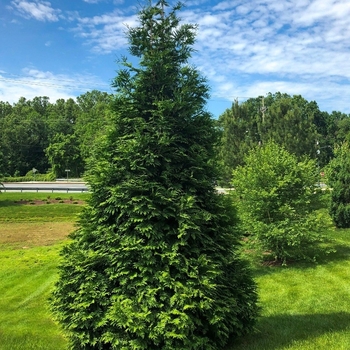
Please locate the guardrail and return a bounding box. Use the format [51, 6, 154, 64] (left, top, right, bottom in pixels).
[1, 186, 89, 193]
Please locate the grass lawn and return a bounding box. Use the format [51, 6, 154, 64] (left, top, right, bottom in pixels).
[0, 192, 350, 349]
[229, 227, 350, 350]
[0, 193, 88, 350]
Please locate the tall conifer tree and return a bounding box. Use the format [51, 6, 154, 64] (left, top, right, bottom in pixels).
[52, 1, 258, 349]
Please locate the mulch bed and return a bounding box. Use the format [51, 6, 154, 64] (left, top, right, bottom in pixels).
[13, 199, 85, 205]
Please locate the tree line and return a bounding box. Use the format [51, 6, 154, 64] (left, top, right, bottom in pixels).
[0, 90, 350, 185]
[1, 90, 349, 182]
[217, 92, 350, 185]
[0, 91, 113, 178]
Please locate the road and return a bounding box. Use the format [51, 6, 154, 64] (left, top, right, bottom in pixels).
[1, 182, 88, 193]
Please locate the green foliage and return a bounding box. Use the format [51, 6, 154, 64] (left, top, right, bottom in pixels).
[75, 90, 114, 162]
[0, 97, 49, 176]
[0, 91, 113, 177]
[263, 94, 319, 159]
[217, 93, 322, 185]
[2, 171, 56, 182]
[217, 100, 260, 184]
[233, 141, 331, 263]
[45, 133, 84, 178]
[326, 142, 350, 228]
[52, 2, 258, 349]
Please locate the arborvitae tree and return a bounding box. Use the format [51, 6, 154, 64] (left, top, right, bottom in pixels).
[327, 142, 350, 228]
[51, 1, 258, 349]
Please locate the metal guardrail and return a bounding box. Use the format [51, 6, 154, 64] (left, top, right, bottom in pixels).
[1, 186, 89, 193]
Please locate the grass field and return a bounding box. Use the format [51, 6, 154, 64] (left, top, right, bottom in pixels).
[0, 192, 349, 349]
[230, 227, 350, 350]
[0, 193, 88, 350]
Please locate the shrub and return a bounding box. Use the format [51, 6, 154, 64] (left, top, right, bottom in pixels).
[2, 172, 56, 182]
[233, 141, 331, 264]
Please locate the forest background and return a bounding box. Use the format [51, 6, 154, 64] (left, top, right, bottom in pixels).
[0, 90, 350, 182]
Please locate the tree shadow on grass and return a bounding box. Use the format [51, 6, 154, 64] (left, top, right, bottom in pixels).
[227, 312, 350, 350]
[0, 199, 19, 208]
[248, 237, 350, 278]
[315, 244, 350, 265]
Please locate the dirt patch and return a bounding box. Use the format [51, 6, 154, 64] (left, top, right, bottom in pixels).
[0, 222, 76, 248]
[13, 199, 85, 206]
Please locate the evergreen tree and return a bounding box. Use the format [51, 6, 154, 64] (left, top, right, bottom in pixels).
[262, 94, 319, 159]
[51, 1, 258, 349]
[327, 142, 350, 228]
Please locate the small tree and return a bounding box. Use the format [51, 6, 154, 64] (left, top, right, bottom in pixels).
[327, 142, 350, 228]
[52, 1, 258, 349]
[233, 141, 330, 263]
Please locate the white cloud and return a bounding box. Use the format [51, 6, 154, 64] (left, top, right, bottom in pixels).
[0, 69, 111, 104]
[11, 0, 61, 22]
[60, 0, 350, 113]
[177, 0, 350, 113]
[73, 10, 138, 53]
[83, 0, 102, 3]
[5, 0, 350, 114]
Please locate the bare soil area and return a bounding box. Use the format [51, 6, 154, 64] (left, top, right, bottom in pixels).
[13, 199, 85, 206]
[0, 222, 75, 248]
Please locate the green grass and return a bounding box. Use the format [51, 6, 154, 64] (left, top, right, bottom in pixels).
[228, 228, 350, 350]
[0, 192, 89, 202]
[0, 192, 86, 349]
[1, 191, 350, 349]
[0, 192, 89, 222]
[0, 245, 67, 350]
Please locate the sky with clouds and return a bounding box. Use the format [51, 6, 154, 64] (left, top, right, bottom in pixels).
[1, 0, 349, 117]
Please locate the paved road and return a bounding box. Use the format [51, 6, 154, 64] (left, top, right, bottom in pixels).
[1, 182, 88, 193]
[1, 182, 234, 194]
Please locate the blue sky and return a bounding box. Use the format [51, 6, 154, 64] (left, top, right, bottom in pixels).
[1, 0, 350, 118]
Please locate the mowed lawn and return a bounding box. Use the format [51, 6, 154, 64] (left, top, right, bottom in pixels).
[230, 227, 350, 350]
[1, 192, 350, 349]
[0, 192, 88, 350]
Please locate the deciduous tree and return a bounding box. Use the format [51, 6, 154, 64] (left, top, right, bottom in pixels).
[233, 141, 330, 264]
[45, 133, 84, 178]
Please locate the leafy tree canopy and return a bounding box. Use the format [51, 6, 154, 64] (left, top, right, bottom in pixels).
[217, 92, 333, 185]
[233, 141, 331, 264]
